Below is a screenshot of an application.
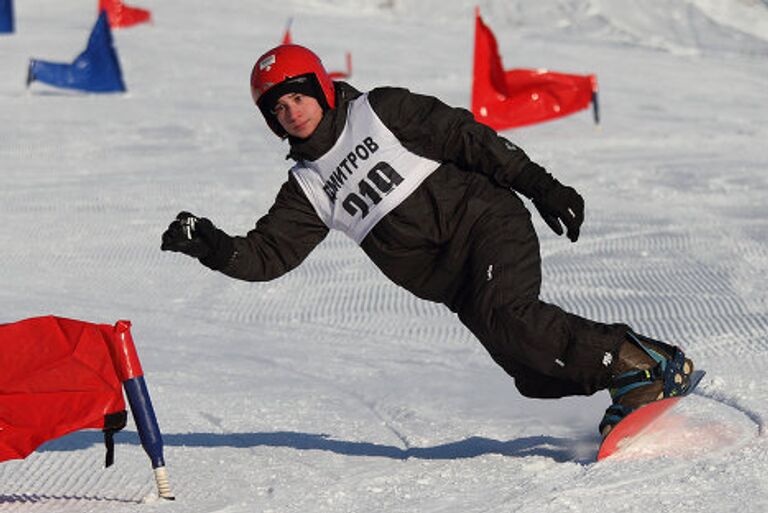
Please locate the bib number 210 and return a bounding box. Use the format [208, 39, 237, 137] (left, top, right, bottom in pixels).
[342, 162, 404, 219]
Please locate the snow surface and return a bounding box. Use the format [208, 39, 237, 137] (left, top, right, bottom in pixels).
[1, 0, 768, 511]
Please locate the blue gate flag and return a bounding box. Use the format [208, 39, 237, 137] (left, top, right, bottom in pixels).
[0, 0, 13, 34]
[27, 11, 126, 93]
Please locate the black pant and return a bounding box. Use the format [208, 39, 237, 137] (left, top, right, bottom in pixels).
[456, 199, 627, 398]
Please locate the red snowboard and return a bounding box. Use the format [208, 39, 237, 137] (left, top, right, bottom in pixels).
[597, 370, 706, 460]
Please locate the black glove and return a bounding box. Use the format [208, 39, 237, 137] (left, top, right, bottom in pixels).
[511, 162, 585, 243]
[161, 212, 235, 270]
[532, 184, 584, 243]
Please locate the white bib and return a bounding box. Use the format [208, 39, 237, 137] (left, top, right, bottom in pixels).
[291, 94, 440, 244]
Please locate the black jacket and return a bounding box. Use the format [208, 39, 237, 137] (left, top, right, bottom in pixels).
[219, 82, 549, 311]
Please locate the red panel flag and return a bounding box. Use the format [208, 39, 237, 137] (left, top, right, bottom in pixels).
[278, 19, 352, 80]
[328, 52, 352, 80]
[98, 0, 151, 29]
[472, 8, 599, 130]
[282, 18, 293, 45]
[0, 316, 126, 463]
[0, 315, 174, 499]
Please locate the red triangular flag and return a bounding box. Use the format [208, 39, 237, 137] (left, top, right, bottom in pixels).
[282, 18, 293, 44]
[278, 19, 352, 80]
[328, 52, 352, 80]
[0, 316, 126, 462]
[472, 8, 598, 130]
[99, 0, 151, 29]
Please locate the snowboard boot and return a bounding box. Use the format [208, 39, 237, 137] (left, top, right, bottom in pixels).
[599, 331, 694, 437]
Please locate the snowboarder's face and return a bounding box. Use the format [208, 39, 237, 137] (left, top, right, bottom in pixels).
[273, 92, 324, 139]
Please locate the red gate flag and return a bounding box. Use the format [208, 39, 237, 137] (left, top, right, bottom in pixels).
[0, 316, 126, 463]
[278, 19, 352, 80]
[328, 51, 353, 80]
[0, 315, 174, 499]
[98, 0, 151, 29]
[282, 18, 293, 44]
[471, 8, 599, 130]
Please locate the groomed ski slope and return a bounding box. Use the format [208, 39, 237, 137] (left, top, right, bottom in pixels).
[1, 0, 767, 511]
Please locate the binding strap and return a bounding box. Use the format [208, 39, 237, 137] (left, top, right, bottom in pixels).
[609, 364, 664, 400]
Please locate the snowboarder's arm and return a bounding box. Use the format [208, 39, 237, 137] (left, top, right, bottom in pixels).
[161, 176, 329, 281]
[224, 177, 329, 281]
[367, 86, 540, 191]
[368, 87, 584, 241]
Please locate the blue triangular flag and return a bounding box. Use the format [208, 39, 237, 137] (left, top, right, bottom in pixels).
[0, 0, 14, 34]
[27, 11, 126, 93]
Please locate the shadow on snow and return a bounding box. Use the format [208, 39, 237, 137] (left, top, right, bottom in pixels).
[39, 430, 599, 465]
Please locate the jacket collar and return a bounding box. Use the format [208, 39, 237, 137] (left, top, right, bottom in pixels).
[287, 81, 362, 162]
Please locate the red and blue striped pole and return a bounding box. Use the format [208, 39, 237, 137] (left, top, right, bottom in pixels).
[109, 321, 174, 500]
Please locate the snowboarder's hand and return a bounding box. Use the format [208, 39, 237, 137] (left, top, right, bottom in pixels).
[161, 212, 236, 270]
[161, 212, 212, 258]
[532, 184, 584, 242]
[509, 162, 584, 242]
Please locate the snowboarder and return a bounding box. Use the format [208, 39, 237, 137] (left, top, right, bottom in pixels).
[161, 44, 694, 436]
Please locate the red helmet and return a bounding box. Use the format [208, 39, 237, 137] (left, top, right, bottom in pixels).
[250, 44, 336, 137]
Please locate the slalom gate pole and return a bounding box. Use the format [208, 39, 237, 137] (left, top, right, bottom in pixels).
[592, 90, 600, 124]
[110, 320, 175, 500]
[590, 75, 600, 124]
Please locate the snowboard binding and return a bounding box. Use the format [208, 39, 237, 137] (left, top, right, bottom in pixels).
[600, 331, 694, 437]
